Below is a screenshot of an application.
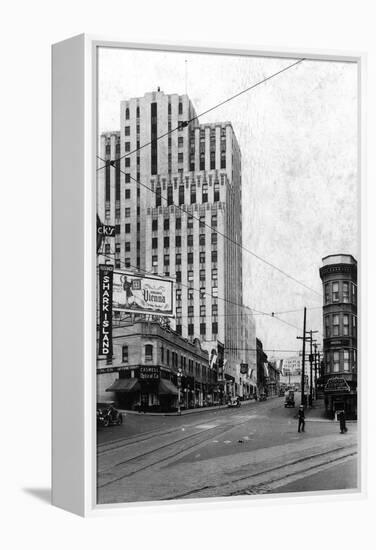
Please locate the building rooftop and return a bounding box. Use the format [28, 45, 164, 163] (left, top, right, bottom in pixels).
[322, 254, 357, 266]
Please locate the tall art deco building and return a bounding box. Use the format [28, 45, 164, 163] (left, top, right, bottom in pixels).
[98, 90, 251, 389]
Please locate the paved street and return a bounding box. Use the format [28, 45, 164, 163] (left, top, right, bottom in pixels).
[97, 397, 358, 504]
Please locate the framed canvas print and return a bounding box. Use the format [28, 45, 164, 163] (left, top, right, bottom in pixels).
[52, 35, 365, 516]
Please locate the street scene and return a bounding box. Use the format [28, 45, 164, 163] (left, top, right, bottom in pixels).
[96, 48, 358, 504]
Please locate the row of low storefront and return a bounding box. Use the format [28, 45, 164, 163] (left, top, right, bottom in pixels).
[97, 320, 256, 412]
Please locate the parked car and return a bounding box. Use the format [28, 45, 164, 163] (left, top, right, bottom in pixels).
[259, 393, 267, 401]
[228, 397, 241, 408]
[97, 402, 123, 427]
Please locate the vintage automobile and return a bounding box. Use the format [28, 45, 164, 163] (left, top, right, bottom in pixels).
[228, 397, 241, 408]
[284, 390, 295, 408]
[259, 393, 267, 401]
[97, 402, 123, 427]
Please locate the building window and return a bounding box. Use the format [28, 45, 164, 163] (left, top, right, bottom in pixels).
[351, 283, 357, 304]
[212, 322, 218, 335]
[125, 126, 130, 136]
[176, 288, 182, 301]
[156, 186, 162, 207]
[187, 215, 194, 229]
[333, 314, 340, 336]
[125, 208, 131, 218]
[211, 233, 217, 245]
[214, 182, 220, 201]
[188, 270, 194, 282]
[200, 305, 206, 317]
[200, 323, 206, 336]
[188, 288, 194, 300]
[187, 235, 194, 247]
[343, 314, 349, 336]
[333, 351, 340, 372]
[125, 108, 129, 120]
[325, 315, 330, 338]
[199, 269, 206, 281]
[176, 306, 182, 317]
[212, 303, 218, 316]
[324, 283, 330, 304]
[200, 153, 205, 171]
[164, 236, 169, 248]
[125, 189, 131, 199]
[105, 243, 111, 254]
[178, 101, 183, 114]
[175, 235, 181, 248]
[167, 186, 173, 206]
[212, 268, 218, 280]
[152, 237, 158, 249]
[178, 153, 184, 164]
[164, 254, 170, 266]
[152, 255, 158, 267]
[125, 224, 131, 233]
[211, 214, 217, 227]
[176, 271, 181, 282]
[125, 258, 131, 268]
[188, 324, 194, 336]
[125, 173, 131, 183]
[178, 184, 184, 205]
[188, 306, 194, 317]
[199, 234, 205, 246]
[176, 253, 181, 265]
[343, 350, 350, 371]
[125, 157, 130, 168]
[152, 219, 158, 231]
[211, 250, 217, 263]
[343, 281, 350, 303]
[145, 344, 153, 362]
[176, 217, 181, 230]
[125, 142, 130, 152]
[115, 259, 121, 268]
[191, 184, 196, 204]
[220, 151, 226, 169]
[200, 252, 205, 263]
[122, 345, 128, 363]
[210, 151, 216, 170]
[332, 282, 339, 302]
[166, 349, 170, 366]
[352, 315, 357, 335]
[202, 183, 208, 202]
[199, 215, 205, 228]
[187, 252, 193, 264]
[200, 287, 206, 299]
[176, 325, 182, 335]
[125, 241, 131, 252]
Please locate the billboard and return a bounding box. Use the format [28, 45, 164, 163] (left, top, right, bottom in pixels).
[113, 270, 174, 317]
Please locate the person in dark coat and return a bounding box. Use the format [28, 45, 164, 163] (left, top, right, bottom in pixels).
[298, 404, 305, 433]
[339, 410, 348, 434]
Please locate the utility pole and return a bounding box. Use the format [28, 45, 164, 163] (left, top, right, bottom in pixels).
[306, 330, 318, 406]
[313, 343, 319, 399]
[297, 307, 307, 407]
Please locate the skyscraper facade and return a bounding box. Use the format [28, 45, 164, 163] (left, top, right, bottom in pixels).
[98, 89, 244, 384]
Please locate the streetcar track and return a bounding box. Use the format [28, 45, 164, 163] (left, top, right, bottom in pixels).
[164, 444, 357, 499]
[98, 416, 258, 487]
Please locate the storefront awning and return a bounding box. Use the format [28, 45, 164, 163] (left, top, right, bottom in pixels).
[225, 373, 235, 382]
[106, 378, 141, 393]
[158, 379, 179, 396]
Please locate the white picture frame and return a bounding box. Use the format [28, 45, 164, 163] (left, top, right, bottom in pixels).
[52, 34, 366, 517]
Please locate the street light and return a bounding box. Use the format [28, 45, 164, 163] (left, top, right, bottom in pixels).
[177, 367, 182, 416]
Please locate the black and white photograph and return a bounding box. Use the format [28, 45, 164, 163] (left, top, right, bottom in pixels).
[95, 46, 359, 505]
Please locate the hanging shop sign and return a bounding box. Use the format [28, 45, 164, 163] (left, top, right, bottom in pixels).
[113, 270, 174, 317]
[240, 363, 249, 374]
[325, 377, 351, 393]
[139, 366, 160, 380]
[98, 264, 113, 356]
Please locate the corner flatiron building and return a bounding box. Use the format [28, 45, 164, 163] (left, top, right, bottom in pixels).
[99, 90, 245, 388]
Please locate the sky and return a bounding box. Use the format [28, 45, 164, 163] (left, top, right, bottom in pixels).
[98, 47, 358, 358]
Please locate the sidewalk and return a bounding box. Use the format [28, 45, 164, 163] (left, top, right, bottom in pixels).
[300, 399, 357, 424]
[119, 398, 259, 417]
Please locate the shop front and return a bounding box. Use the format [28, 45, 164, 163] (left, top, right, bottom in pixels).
[324, 376, 357, 420]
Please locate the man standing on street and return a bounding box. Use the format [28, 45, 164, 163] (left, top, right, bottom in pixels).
[338, 410, 348, 434]
[298, 404, 305, 433]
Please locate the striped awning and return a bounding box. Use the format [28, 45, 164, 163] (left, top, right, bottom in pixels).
[106, 378, 140, 392]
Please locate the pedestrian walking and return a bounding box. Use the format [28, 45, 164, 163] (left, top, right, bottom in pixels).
[298, 404, 305, 433]
[338, 410, 348, 434]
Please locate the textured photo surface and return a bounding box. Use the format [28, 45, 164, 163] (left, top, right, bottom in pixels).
[96, 47, 358, 505]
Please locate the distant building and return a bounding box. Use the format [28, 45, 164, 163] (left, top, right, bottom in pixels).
[97, 321, 212, 412]
[319, 254, 357, 418]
